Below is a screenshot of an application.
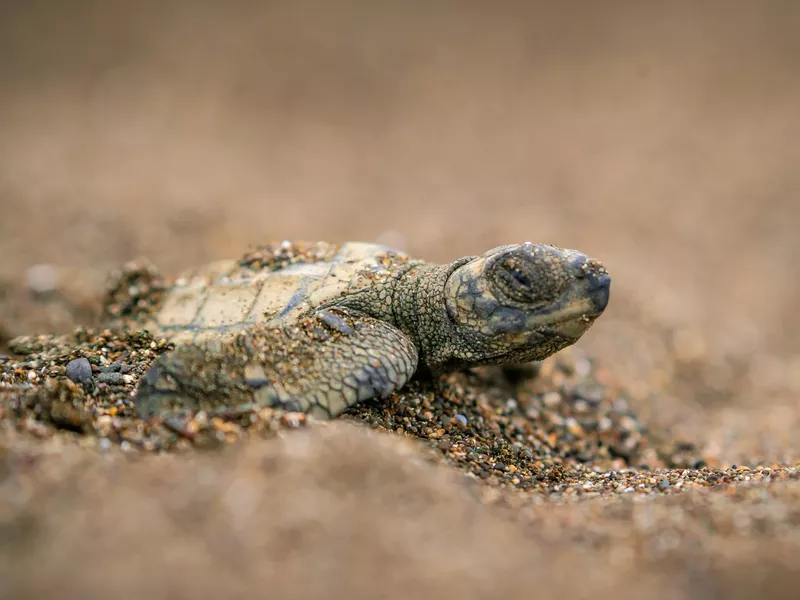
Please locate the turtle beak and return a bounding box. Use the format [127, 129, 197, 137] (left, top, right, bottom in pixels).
[586, 272, 611, 315]
[568, 254, 611, 317]
[540, 253, 610, 340]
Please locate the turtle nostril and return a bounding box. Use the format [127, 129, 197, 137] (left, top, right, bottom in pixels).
[568, 254, 594, 279]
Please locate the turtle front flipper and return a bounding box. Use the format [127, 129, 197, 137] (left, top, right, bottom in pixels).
[134, 309, 419, 421]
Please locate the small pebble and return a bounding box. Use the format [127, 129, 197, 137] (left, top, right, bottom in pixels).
[97, 372, 125, 385]
[454, 414, 468, 427]
[65, 358, 93, 385]
[280, 412, 308, 428]
[542, 392, 562, 408]
[565, 417, 586, 437]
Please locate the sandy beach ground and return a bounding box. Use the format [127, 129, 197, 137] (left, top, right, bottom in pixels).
[1, 2, 799, 598]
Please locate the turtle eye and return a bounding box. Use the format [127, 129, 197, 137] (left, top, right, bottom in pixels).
[490, 253, 567, 306]
[493, 257, 536, 304]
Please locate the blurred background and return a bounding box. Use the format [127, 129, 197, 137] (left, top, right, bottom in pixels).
[1, 0, 798, 459]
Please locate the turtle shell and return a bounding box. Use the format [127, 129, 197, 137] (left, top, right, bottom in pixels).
[139, 241, 411, 345]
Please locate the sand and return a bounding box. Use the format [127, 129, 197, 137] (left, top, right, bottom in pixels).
[1, 2, 799, 599]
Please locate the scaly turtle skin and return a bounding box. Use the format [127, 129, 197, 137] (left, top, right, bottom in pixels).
[119, 240, 611, 420]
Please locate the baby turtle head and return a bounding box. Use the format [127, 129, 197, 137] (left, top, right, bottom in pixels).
[441, 242, 610, 366]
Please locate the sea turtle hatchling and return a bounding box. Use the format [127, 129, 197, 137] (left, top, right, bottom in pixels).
[117, 240, 611, 421]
